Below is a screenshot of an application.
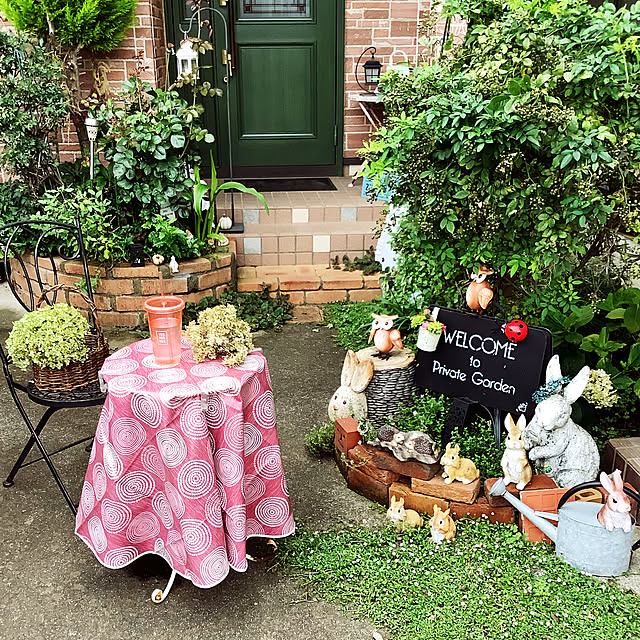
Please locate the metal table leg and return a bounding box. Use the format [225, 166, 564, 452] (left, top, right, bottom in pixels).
[151, 569, 177, 604]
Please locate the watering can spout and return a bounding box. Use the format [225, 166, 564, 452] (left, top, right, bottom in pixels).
[489, 478, 558, 544]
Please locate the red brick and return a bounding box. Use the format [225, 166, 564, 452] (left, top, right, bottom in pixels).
[96, 311, 139, 327]
[520, 487, 571, 543]
[363, 274, 382, 289]
[274, 290, 304, 305]
[348, 445, 400, 485]
[115, 296, 147, 311]
[238, 278, 274, 292]
[215, 254, 232, 269]
[112, 264, 159, 278]
[181, 290, 214, 304]
[306, 290, 347, 303]
[179, 257, 213, 273]
[349, 289, 380, 302]
[411, 475, 481, 505]
[335, 417, 360, 456]
[279, 277, 321, 291]
[63, 261, 106, 277]
[347, 466, 389, 505]
[389, 482, 449, 515]
[321, 272, 364, 290]
[198, 267, 231, 290]
[95, 279, 134, 295]
[485, 475, 557, 508]
[68, 292, 111, 311]
[449, 497, 515, 524]
[141, 278, 189, 294]
[365, 445, 440, 481]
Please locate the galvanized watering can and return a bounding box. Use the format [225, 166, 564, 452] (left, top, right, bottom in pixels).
[490, 478, 640, 576]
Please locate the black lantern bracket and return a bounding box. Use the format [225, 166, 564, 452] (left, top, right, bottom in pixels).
[356, 46, 383, 95]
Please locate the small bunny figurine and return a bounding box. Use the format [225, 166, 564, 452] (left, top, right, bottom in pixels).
[523, 355, 600, 487]
[441, 443, 479, 484]
[501, 413, 533, 491]
[430, 504, 456, 544]
[387, 496, 423, 531]
[328, 349, 375, 422]
[597, 470, 632, 533]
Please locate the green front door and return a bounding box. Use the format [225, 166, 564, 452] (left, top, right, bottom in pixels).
[165, 1, 340, 177]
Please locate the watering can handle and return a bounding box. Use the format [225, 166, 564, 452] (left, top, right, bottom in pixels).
[558, 479, 640, 551]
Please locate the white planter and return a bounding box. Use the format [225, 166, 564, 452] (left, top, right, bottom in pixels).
[418, 327, 442, 352]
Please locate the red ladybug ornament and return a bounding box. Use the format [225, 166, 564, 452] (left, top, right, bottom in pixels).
[504, 319, 528, 343]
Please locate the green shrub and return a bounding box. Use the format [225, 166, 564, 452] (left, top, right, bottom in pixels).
[365, 0, 640, 321]
[304, 422, 335, 457]
[183, 286, 293, 331]
[143, 216, 203, 260]
[323, 301, 381, 351]
[6, 303, 89, 369]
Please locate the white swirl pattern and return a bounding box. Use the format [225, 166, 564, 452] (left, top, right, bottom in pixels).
[242, 474, 266, 504]
[81, 481, 95, 516]
[126, 512, 160, 543]
[234, 354, 265, 372]
[131, 392, 162, 428]
[101, 499, 132, 533]
[200, 376, 241, 396]
[156, 429, 187, 468]
[253, 391, 276, 428]
[159, 383, 199, 408]
[254, 446, 283, 480]
[88, 517, 107, 553]
[204, 492, 223, 527]
[222, 414, 244, 450]
[181, 519, 212, 555]
[205, 394, 227, 428]
[243, 422, 263, 456]
[149, 368, 187, 384]
[134, 339, 154, 353]
[200, 547, 229, 585]
[108, 374, 147, 397]
[245, 519, 266, 537]
[167, 529, 187, 565]
[108, 345, 133, 360]
[255, 497, 290, 527]
[151, 492, 174, 530]
[214, 449, 243, 487]
[191, 362, 227, 378]
[105, 546, 138, 568]
[111, 417, 146, 456]
[179, 399, 208, 439]
[164, 482, 185, 518]
[92, 463, 106, 501]
[178, 460, 216, 499]
[101, 359, 139, 375]
[115, 471, 155, 503]
[140, 446, 166, 481]
[224, 505, 246, 543]
[103, 443, 123, 479]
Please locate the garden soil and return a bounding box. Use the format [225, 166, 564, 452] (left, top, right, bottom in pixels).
[0, 283, 638, 639]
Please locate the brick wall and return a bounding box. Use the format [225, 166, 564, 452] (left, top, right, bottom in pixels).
[343, 0, 467, 159]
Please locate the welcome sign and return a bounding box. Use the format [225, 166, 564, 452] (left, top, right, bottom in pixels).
[414, 308, 552, 417]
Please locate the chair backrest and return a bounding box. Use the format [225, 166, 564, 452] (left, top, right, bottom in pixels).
[0, 217, 95, 312]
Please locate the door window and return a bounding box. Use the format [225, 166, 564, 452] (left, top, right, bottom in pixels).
[240, 1, 310, 19]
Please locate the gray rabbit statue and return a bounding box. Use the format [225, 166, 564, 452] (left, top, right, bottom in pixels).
[523, 355, 599, 487]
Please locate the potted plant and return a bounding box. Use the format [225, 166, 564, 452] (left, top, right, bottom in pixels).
[6, 288, 109, 390]
[411, 308, 446, 352]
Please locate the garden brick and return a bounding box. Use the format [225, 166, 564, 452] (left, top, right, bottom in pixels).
[96, 311, 139, 327]
[197, 267, 231, 290]
[348, 445, 400, 485]
[389, 482, 449, 515]
[95, 279, 134, 295]
[62, 261, 106, 276]
[335, 417, 360, 456]
[306, 290, 347, 304]
[112, 264, 159, 278]
[279, 277, 321, 291]
[411, 474, 481, 504]
[115, 296, 147, 311]
[364, 445, 440, 481]
[238, 278, 274, 292]
[485, 475, 557, 507]
[68, 292, 111, 311]
[321, 271, 364, 289]
[349, 289, 380, 302]
[449, 497, 515, 524]
[179, 257, 213, 273]
[347, 467, 389, 505]
[141, 278, 189, 295]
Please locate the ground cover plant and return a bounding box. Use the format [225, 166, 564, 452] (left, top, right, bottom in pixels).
[323, 301, 383, 351]
[276, 521, 640, 640]
[304, 421, 335, 457]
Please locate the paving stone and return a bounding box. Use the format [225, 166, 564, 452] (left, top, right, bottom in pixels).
[449, 497, 515, 524]
[292, 305, 323, 323]
[411, 474, 481, 504]
[389, 481, 448, 516]
[347, 466, 389, 505]
[363, 444, 440, 481]
[348, 445, 400, 485]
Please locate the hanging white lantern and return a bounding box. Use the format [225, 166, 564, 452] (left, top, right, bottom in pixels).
[176, 38, 198, 77]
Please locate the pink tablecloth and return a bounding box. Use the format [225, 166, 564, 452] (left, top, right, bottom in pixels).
[75, 339, 294, 588]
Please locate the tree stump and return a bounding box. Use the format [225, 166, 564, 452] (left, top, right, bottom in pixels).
[357, 346, 418, 427]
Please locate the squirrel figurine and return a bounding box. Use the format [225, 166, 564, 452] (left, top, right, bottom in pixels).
[501, 413, 533, 491]
[386, 496, 423, 531]
[441, 443, 480, 484]
[430, 505, 456, 544]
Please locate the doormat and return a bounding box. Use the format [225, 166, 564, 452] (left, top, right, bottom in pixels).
[235, 178, 337, 192]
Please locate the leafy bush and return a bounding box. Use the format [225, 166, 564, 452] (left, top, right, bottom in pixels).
[143, 216, 203, 260]
[183, 286, 293, 331]
[94, 77, 213, 221]
[304, 422, 335, 457]
[6, 303, 89, 369]
[365, 0, 640, 321]
[323, 301, 381, 351]
[277, 521, 640, 640]
[0, 31, 68, 192]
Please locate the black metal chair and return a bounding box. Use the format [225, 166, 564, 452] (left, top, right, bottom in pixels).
[0, 217, 107, 515]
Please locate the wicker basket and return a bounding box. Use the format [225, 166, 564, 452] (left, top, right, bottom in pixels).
[31, 284, 110, 391]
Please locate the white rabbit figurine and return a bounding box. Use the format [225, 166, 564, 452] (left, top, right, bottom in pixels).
[598, 470, 633, 532]
[523, 355, 599, 487]
[328, 350, 374, 422]
[501, 413, 533, 490]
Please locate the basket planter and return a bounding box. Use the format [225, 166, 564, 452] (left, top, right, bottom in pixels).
[417, 327, 442, 352]
[31, 285, 109, 391]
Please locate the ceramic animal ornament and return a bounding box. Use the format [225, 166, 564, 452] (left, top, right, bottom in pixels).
[466, 264, 494, 312]
[597, 470, 633, 533]
[387, 496, 423, 531]
[219, 215, 233, 230]
[441, 443, 480, 484]
[373, 425, 440, 465]
[152, 254, 165, 266]
[523, 355, 600, 487]
[501, 413, 533, 490]
[369, 313, 403, 355]
[430, 504, 456, 544]
[169, 256, 179, 273]
[328, 349, 375, 422]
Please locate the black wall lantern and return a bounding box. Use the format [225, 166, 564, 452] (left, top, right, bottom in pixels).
[356, 46, 383, 93]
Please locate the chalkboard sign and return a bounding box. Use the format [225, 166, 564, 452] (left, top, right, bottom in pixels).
[415, 308, 552, 418]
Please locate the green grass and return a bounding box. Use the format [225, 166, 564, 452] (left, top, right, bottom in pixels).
[323, 300, 381, 352]
[275, 520, 640, 640]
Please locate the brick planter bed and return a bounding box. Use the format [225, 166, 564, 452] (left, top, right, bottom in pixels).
[10, 245, 236, 328]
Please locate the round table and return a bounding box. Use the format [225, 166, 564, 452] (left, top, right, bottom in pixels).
[75, 338, 294, 598]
